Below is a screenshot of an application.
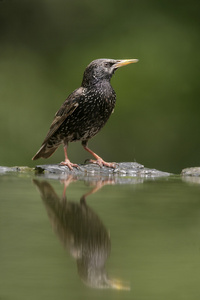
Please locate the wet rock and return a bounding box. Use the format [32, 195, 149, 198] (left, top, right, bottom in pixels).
[35, 162, 171, 180]
[0, 166, 19, 174]
[0, 166, 33, 174]
[181, 167, 200, 177]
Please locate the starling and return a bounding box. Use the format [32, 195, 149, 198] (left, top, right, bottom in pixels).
[32, 58, 138, 169]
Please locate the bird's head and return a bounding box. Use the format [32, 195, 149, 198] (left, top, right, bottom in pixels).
[82, 58, 138, 87]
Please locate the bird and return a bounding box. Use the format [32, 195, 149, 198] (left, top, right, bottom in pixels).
[32, 58, 138, 170]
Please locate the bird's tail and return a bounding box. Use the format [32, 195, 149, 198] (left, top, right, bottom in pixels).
[32, 143, 58, 160]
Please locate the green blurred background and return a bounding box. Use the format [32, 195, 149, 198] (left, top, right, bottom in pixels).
[0, 0, 199, 173]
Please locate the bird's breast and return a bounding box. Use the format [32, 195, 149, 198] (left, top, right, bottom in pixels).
[85, 86, 116, 119]
[58, 83, 116, 142]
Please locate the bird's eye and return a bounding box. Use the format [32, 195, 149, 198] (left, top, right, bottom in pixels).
[104, 62, 111, 68]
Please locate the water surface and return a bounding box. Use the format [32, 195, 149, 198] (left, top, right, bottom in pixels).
[1, 172, 200, 299]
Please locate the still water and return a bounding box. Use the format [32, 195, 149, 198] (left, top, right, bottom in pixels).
[1, 171, 200, 299]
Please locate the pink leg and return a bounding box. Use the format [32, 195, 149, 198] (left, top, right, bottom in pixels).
[82, 142, 116, 168]
[59, 145, 79, 170]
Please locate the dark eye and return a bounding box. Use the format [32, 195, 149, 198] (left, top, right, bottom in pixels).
[104, 62, 111, 68]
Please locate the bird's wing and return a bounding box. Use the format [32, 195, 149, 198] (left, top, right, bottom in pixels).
[42, 88, 83, 144]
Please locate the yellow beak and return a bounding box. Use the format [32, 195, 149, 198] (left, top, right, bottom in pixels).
[114, 59, 139, 68]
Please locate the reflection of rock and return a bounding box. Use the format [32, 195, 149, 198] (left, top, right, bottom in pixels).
[33, 178, 129, 290]
[182, 176, 200, 185]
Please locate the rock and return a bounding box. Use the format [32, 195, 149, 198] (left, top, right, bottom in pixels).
[181, 167, 200, 177]
[0, 166, 19, 174]
[0, 163, 171, 183]
[35, 162, 171, 181]
[0, 166, 34, 174]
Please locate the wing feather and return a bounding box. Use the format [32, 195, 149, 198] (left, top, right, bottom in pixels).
[41, 87, 84, 144]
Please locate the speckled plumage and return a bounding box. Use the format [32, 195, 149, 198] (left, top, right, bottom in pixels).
[32, 58, 138, 169]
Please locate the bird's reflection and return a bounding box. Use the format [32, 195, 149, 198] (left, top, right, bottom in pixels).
[33, 177, 129, 290]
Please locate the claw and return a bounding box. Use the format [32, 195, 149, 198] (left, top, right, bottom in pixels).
[59, 159, 79, 170]
[88, 158, 116, 169]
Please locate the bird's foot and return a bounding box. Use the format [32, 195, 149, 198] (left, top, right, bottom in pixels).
[59, 159, 79, 170]
[88, 158, 116, 169]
